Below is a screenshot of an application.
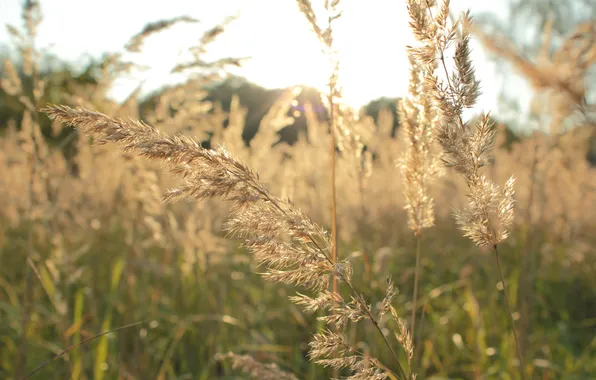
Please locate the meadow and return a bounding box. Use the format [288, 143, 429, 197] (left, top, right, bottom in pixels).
[0, 0, 595, 379]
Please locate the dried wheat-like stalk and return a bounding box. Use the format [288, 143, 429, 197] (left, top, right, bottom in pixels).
[399, 56, 440, 236]
[4, 2, 48, 376]
[398, 53, 441, 364]
[171, 15, 247, 76]
[295, 3, 415, 378]
[474, 16, 596, 356]
[407, 0, 516, 248]
[125, 16, 199, 53]
[42, 105, 412, 379]
[407, 0, 523, 377]
[296, 0, 343, 294]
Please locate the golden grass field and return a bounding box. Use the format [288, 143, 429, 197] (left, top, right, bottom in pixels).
[1, 0, 595, 379]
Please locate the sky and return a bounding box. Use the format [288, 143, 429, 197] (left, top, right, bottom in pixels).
[0, 0, 528, 112]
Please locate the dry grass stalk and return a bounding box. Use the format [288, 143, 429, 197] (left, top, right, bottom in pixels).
[296, 0, 343, 296]
[399, 57, 440, 236]
[407, 0, 516, 248]
[398, 53, 440, 363]
[42, 104, 413, 379]
[294, 3, 410, 377]
[125, 16, 199, 53]
[336, 108, 376, 279]
[473, 16, 596, 358]
[3, 2, 48, 376]
[171, 15, 247, 76]
[406, 0, 523, 377]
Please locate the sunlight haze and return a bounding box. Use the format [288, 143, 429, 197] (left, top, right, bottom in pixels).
[0, 0, 510, 109]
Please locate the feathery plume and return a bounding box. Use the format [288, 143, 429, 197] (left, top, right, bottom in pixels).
[43, 104, 411, 379]
[406, 1, 524, 377]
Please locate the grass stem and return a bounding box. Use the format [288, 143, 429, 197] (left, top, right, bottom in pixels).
[493, 245, 526, 380]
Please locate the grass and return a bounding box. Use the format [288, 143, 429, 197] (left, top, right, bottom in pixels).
[1, 220, 594, 378]
[0, 0, 595, 379]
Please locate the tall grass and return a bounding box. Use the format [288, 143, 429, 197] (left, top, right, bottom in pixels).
[0, 0, 595, 379]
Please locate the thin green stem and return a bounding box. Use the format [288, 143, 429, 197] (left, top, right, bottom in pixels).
[493, 245, 526, 380]
[410, 235, 422, 338]
[410, 234, 422, 374]
[22, 320, 147, 379]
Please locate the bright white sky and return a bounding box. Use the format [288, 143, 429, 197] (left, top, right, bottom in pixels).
[0, 0, 526, 112]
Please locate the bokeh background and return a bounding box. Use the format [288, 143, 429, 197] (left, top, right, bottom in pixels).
[0, 0, 594, 379]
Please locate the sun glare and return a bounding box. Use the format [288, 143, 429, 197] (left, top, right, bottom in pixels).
[108, 0, 416, 109]
[230, 0, 416, 108]
[3, 0, 502, 112]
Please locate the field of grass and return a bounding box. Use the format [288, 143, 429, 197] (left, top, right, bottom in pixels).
[1, 0, 595, 379]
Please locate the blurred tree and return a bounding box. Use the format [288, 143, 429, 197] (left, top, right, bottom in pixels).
[1, 52, 101, 136]
[0, 51, 115, 176]
[473, 0, 596, 163]
[139, 75, 327, 147]
[476, 0, 595, 51]
[474, 0, 595, 112]
[362, 96, 400, 137]
[138, 82, 523, 155]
